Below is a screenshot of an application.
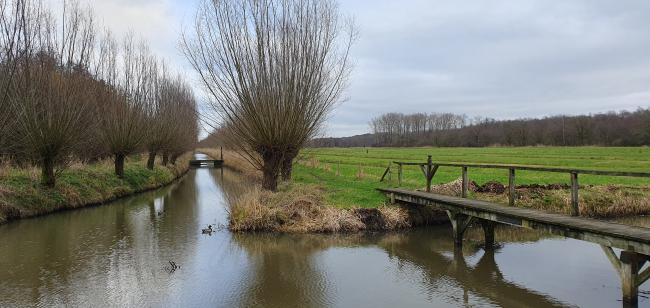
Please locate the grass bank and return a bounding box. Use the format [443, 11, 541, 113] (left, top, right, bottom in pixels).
[0, 153, 192, 224]
[298, 147, 650, 218]
[199, 148, 448, 232]
[202, 146, 650, 233]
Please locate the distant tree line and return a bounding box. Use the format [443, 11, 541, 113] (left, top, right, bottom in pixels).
[310, 108, 650, 147]
[0, 0, 198, 187]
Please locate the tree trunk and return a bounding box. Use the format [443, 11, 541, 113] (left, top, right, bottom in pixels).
[146, 151, 156, 170]
[162, 153, 169, 166]
[115, 153, 126, 178]
[171, 154, 178, 165]
[41, 156, 56, 187]
[280, 151, 296, 181]
[260, 148, 283, 191]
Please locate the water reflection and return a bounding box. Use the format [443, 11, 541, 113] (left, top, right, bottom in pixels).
[0, 160, 647, 307]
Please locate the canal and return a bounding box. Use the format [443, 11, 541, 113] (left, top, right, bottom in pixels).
[1, 156, 649, 307]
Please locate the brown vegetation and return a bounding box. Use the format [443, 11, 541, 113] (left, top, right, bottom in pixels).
[227, 184, 413, 233]
[183, 0, 355, 191]
[0, 0, 198, 187]
[429, 178, 650, 218]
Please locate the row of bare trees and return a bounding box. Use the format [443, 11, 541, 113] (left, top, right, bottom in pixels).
[370, 112, 467, 146]
[334, 109, 650, 148]
[0, 0, 198, 187]
[183, 0, 355, 191]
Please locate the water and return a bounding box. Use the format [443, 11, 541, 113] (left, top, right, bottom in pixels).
[1, 155, 649, 307]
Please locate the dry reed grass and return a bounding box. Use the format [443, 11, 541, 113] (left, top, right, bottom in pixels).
[228, 182, 412, 233]
[431, 178, 650, 218]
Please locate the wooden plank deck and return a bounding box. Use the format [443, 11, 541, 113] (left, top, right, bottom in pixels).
[379, 188, 650, 256]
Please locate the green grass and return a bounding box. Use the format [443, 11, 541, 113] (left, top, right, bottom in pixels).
[294, 147, 650, 210]
[0, 154, 191, 224]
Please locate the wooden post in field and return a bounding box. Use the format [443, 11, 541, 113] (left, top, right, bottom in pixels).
[571, 172, 579, 216]
[398, 163, 403, 186]
[220, 146, 223, 160]
[461, 166, 468, 198]
[508, 168, 516, 206]
[426, 155, 433, 192]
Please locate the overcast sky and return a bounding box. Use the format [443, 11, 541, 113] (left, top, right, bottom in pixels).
[50, 0, 650, 137]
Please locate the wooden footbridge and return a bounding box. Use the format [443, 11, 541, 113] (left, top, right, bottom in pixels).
[378, 156, 650, 306]
[189, 159, 223, 168]
[190, 148, 224, 168]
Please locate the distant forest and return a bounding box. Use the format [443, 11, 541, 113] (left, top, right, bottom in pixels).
[310, 108, 650, 147]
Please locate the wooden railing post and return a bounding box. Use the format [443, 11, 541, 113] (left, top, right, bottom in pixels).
[461, 166, 468, 198]
[508, 168, 515, 206]
[398, 163, 403, 187]
[426, 155, 433, 192]
[571, 172, 579, 216]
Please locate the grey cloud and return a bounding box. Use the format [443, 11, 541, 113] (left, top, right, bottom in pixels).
[329, 0, 650, 136]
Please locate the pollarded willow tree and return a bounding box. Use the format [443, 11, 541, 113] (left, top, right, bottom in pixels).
[8, 1, 98, 187]
[95, 34, 155, 178]
[182, 0, 355, 191]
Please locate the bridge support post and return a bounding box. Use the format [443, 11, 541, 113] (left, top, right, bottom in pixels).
[461, 167, 469, 198]
[601, 246, 650, 306]
[480, 220, 495, 249]
[446, 211, 473, 247]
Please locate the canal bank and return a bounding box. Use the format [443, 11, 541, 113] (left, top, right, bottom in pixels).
[0, 152, 193, 225]
[1, 160, 649, 307]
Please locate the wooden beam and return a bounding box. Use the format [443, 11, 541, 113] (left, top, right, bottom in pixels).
[426, 155, 433, 193]
[621, 251, 643, 305]
[481, 220, 496, 248]
[419, 165, 427, 178]
[636, 266, 650, 287]
[428, 165, 439, 181]
[380, 164, 391, 182]
[601, 245, 622, 275]
[391, 161, 650, 178]
[571, 172, 579, 216]
[461, 166, 469, 198]
[395, 163, 400, 186]
[508, 168, 516, 206]
[446, 210, 474, 246]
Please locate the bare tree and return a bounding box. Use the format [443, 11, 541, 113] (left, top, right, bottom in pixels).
[95, 34, 153, 177]
[9, 0, 97, 187]
[183, 0, 355, 190]
[0, 0, 23, 154]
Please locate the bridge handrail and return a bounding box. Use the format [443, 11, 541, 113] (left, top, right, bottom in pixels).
[385, 155, 650, 217]
[392, 161, 650, 178]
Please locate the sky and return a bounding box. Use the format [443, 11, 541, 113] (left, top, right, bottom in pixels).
[49, 0, 650, 138]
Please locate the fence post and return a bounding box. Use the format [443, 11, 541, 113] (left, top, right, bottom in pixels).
[461, 166, 468, 198]
[398, 163, 403, 187]
[508, 168, 516, 206]
[426, 155, 433, 192]
[571, 172, 579, 216]
[220, 146, 223, 160]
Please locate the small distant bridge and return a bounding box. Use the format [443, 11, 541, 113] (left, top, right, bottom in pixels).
[379, 155, 650, 306]
[189, 159, 223, 168]
[190, 147, 224, 168]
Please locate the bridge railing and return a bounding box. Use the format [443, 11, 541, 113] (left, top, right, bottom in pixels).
[382, 155, 650, 216]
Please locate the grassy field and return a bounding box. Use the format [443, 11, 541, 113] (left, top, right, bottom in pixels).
[294, 147, 650, 215]
[0, 153, 191, 224]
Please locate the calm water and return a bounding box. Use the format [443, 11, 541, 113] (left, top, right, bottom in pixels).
[1, 155, 649, 307]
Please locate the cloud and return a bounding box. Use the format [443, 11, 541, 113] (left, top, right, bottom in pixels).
[44, 0, 650, 138]
[331, 0, 650, 136]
